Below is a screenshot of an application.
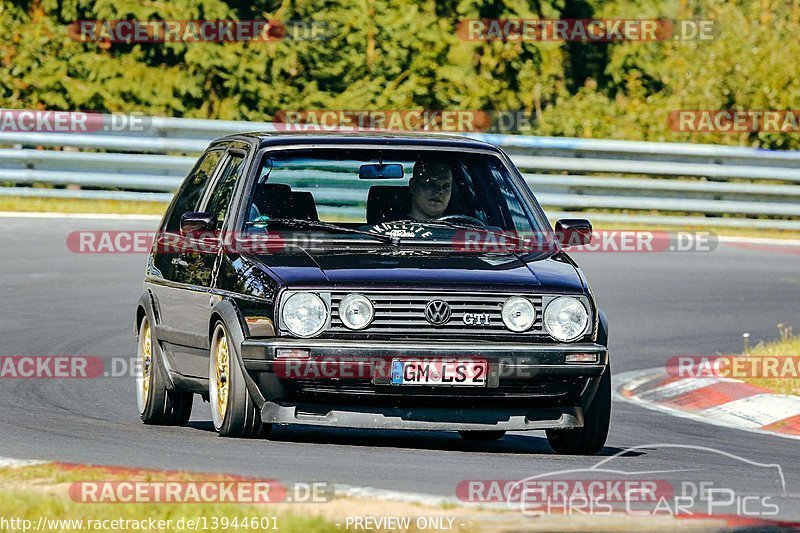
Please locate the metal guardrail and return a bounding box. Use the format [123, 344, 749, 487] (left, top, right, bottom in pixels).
[1, 114, 799, 229]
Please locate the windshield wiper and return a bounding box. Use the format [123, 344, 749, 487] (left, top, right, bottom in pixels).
[246, 218, 397, 244]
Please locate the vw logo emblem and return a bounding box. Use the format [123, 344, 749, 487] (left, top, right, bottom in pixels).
[424, 300, 452, 326]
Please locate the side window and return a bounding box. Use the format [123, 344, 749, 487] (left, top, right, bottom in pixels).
[203, 154, 245, 227]
[165, 150, 223, 232]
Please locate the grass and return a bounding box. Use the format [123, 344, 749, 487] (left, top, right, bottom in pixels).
[0, 196, 168, 215]
[740, 326, 800, 395]
[0, 491, 335, 533]
[0, 459, 733, 532]
[0, 464, 338, 532]
[0, 463, 497, 533]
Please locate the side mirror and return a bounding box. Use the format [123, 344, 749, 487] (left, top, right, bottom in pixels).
[555, 218, 593, 247]
[180, 212, 215, 236]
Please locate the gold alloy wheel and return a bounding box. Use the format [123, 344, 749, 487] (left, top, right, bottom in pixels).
[140, 321, 152, 402]
[215, 332, 230, 420]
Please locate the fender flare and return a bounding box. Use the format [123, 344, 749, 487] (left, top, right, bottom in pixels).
[134, 290, 176, 389]
[579, 309, 609, 415]
[135, 292, 154, 337]
[209, 299, 267, 409]
[597, 309, 609, 349]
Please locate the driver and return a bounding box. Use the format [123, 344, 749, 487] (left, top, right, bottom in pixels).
[408, 160, 452, 220]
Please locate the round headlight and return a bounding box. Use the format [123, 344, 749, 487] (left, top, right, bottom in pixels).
[339, 293, 374, 330]
[501, 297, 536, 332]
[544, 296, 589, 342]
[281, 292, 328, 337]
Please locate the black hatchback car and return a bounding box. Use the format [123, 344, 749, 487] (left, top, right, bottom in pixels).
[135, 132, 610, 454]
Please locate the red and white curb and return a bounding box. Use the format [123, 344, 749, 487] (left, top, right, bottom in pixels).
[615, 368, 800, 440]
[719, 235, 800, 254]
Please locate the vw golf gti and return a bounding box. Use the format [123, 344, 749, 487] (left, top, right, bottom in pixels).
[135, 131, 610, 454]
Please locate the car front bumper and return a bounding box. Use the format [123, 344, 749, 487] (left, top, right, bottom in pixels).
[240, 338, 608, 431]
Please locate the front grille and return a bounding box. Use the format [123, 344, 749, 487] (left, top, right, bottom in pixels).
[292, 378, 576, 397]
[286, 377, 585, 407]
[330, 291, 546, 337]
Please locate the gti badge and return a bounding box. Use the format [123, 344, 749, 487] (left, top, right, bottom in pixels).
[424, 300, 452, 326]
[463, 313, 491, 326]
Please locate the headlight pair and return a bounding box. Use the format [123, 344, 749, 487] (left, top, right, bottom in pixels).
[501, 295, 589, 341]
[281, 292, 373, 337]
[282, 291, 588, 341]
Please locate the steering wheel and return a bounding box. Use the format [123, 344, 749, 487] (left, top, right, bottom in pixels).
[436, 214, 487, 228]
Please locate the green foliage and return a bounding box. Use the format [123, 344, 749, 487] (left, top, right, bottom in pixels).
[1, 0, 798, 148]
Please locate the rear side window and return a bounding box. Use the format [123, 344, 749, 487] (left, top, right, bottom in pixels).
[164, 150, 223, 232]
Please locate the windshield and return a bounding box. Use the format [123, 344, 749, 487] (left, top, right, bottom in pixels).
[242, 148, 544, 245]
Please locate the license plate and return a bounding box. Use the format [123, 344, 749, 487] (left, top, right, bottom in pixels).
[390, 359, 488, 387]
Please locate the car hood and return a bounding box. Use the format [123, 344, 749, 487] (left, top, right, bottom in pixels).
[249, 246, 585, 294]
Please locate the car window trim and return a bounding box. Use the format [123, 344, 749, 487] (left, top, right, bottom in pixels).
[232, 143, 546, 235]
[198, 152, 237, 212]
[160, 148, 226, 233]
[221, 140, 259, 234]
[196, 147, 249, 225]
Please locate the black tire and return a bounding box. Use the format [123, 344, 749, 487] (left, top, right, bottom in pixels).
[546, 365, 611, 455]
[209, 322, 264, 438]
[458, 430, 506, 441]
[136, 316, 193, 425]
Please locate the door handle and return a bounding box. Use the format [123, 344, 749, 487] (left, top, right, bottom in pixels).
[171, 258, 189, 268]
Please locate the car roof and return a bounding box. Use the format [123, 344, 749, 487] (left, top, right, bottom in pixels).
[214, 130, 501, 152]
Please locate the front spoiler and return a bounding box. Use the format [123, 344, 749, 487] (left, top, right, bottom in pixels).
[241, 338, 606, 430]
[261, 402, 584, 431]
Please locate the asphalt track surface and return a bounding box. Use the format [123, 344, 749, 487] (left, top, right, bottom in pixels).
[1, 217, 799, 519]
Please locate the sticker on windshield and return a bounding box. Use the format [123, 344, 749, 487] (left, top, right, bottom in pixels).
[370, 222, 434, 239]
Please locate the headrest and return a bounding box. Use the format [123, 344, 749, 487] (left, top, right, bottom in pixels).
[291, 191, 319, 221]
[261, 183, 291, 195]
[366, 185, 410, 224]
[252, 183, 292, 219]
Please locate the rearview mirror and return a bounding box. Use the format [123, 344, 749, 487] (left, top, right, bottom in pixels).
[359, 163, 404, 179]
[180, 212, 215, 236]
[555, 219, 593, 247]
